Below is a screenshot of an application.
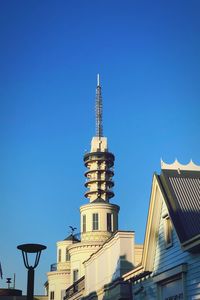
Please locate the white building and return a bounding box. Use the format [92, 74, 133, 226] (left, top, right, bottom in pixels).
[46, 76, 143, 300]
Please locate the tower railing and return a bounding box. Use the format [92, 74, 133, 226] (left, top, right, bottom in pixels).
[50, 263, 57, 271]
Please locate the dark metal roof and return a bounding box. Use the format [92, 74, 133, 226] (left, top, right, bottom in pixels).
[92, 197, 106, 203]
[158, 169, 200, 245]
[64, 234, 80, 242]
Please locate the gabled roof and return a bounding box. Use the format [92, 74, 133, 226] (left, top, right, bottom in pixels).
[123, 165, 200, 282]
[158, 169, 200, 251]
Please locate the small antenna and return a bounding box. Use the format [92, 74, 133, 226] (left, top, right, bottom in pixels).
[95, 74, 103, 137]
[13, 273, 16, 289]
[97, 74, 100, 86]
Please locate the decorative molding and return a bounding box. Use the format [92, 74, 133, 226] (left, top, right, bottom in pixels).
[47, 270, 70, 277]
[161, 159, 200, 171]
[153, 263, 187, 283]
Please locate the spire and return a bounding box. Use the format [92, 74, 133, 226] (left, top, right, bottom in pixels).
[84, 75, 115, 203]
[96, 74, 103, 137]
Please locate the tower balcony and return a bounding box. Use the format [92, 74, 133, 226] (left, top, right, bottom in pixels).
[84, 169, 114, 178]
[50, 263, 57, 271]
[84, 189, 114, 199]
[84, 179, 114, 188]
[50, 262, 71, 272]
[84, 152, 114, 168]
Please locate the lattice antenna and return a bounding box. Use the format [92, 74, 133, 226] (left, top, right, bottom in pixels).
[96, 74, 103, 137]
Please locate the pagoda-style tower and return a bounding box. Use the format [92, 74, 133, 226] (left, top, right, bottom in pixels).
[84, 74, 115, 202]
[80, 75, 119, 243]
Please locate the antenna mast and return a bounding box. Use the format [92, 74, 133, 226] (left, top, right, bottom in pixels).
[96, 74, 103, 137]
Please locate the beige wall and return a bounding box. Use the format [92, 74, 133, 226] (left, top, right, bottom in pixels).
[68, 242, 102, 284]
[134, 244, 143, 266]
[84, 231, 134, 297]
[47, 270, 70, 300]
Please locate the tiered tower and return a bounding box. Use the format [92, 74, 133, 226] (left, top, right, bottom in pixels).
[80, 75, 119, 242]
[84, 74, 115, 203]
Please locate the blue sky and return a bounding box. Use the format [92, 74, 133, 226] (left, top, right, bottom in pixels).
[0, 0, 200, 295]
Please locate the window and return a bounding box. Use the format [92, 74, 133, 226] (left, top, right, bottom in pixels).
[154, 264, 187, 300]
[66, 249, 70, 261]
[92, 213, 99, 230]
[83, 214, 86, 232]
[50, 291, 54, 300]
[163, 215, 172, 248]
[107, 213, 112, 232]
[73, 269, 79, 282]
[161, 277, 183, 299]
[58, 249, 61, 262]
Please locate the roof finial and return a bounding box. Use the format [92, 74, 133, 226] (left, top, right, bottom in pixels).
[95, 74, 103, 137]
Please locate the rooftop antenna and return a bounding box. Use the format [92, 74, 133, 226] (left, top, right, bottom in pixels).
[96, 73, 103, 137]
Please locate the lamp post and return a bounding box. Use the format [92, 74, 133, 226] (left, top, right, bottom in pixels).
[17, 243, 46, 300]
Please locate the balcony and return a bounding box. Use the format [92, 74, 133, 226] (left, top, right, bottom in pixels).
[50, 263, 57, 271]
[64, 276, 85, 300]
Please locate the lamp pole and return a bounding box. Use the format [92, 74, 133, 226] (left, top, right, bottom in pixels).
[17, 243, 46, 300]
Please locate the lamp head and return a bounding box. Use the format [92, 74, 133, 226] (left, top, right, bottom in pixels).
[17, 243, 46, 269]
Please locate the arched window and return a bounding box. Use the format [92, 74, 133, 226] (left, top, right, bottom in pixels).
[58, 249, 62, 262]
[66, 249, 70, 261]
[92, 213, 99, 230]
[83, 215, 86, 232]
[107, 213, 113, 232]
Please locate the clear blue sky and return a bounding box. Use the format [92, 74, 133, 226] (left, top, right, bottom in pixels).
[0, 0, 200, 295]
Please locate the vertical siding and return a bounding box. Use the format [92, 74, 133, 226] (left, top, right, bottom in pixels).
[132, 199, 200, 299]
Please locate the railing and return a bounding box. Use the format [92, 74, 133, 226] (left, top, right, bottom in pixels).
[64, 276, 85, 299]
[50, 263, 57, 271]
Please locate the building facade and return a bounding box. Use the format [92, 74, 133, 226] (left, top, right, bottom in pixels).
[124, 160, 200, 300]
[46, 76, 142, 300]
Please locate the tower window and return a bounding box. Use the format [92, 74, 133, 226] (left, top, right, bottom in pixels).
[50, 291, 54, 300]
[83, 215, 86, 232]
[58, 249, 61, 262]
[107, 213, 113, 232]
[92, 213, 99, 230]
[66, 249, 70, 261]
[73, 269, 79, 282]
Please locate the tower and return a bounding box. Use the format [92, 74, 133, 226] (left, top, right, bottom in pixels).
[80, 74, 119, 242]
[47, 75, 120, 299]
[68, 75, 120, 282]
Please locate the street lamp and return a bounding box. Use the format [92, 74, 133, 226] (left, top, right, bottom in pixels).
[17, 243, 46, 300]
